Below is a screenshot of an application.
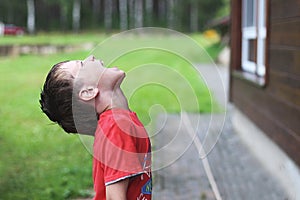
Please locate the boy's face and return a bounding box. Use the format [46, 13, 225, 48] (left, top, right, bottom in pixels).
[60, 55, 125, 90]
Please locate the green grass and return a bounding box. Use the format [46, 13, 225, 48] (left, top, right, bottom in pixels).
[0, 32, 107, 45]
[112, 48, 219, 123]
[0, 52, 94, 200]
[0, 33, 222, 199]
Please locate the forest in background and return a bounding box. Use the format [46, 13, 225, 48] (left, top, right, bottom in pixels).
[0, 0, 229, 33]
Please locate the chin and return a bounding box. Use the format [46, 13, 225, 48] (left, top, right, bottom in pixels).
[120, 70, 126, 77]
[114, 71, 126, 87]
[119, 72, 126, 82]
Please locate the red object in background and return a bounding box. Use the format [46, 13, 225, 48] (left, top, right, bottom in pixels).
[4, 24, 25, 36]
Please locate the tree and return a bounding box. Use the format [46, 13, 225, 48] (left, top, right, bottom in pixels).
[57, 0, 72, 31]
[119, 0, 128, 30]
[190, 0, 198, 32]
[167, 0, 175, 29]
[145, 0, 153, 26]
[60, 4, 68, 30]
[92, 0, 101, 25]
[104, 0, 113, 31]
[0, 0, 225, 32]
[72, 0, 81, 32]
[199, 0, 224, 31]
[158, 0, 166, 23]
[128, 0, 135, 28]
[27, 0, 35, 34]
[134, 0, 143, 28]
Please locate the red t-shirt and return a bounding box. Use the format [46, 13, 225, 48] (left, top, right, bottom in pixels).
[93, 109, 152, 200]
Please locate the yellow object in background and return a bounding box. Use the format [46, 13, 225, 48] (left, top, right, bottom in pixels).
[203, 29, 219, 40]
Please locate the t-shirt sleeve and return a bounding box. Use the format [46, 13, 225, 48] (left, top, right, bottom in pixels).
[94, 118, 146, 186]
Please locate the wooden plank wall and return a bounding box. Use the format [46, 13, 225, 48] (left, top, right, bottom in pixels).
[230, 0, 300, 166]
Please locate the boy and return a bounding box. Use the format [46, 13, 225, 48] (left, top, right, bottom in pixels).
[40, 55, 152, 200]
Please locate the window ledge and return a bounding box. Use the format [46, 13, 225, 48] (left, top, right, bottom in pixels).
[232, 70, 266, 88]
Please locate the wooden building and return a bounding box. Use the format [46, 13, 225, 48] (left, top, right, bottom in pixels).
[229, 0, 300, 166]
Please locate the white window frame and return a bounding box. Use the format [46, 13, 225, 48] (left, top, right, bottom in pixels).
[242, 0, 266, 77]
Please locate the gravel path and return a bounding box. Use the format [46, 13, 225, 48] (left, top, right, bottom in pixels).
[152, 64, 289, 200]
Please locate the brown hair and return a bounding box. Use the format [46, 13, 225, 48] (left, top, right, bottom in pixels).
[39, 61, 97, 135]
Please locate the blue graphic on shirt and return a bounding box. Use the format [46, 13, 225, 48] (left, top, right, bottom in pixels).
[141, 179, 152, 195]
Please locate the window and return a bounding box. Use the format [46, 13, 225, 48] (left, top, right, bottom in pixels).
[242, 0, 267, 77]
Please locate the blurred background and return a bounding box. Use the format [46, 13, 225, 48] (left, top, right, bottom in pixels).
[0, 0, 230, 199]
[0, 0, 229, 33]
[1, 0, 299, 199]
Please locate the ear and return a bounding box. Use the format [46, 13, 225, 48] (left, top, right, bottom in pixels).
[78, 87, 99, 101]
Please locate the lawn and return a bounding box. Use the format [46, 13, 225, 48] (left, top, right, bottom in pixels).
[0, 32, 107, 46]
[0, 32, 222, 199]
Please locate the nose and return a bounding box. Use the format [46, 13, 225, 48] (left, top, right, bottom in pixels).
[83, 55, 95, 64]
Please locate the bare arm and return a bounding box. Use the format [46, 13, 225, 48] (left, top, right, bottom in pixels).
[106, 178, 129, 200]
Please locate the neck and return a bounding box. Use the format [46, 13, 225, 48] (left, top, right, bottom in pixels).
[109, 88, 129, 111]
[95, 87, 129, 114]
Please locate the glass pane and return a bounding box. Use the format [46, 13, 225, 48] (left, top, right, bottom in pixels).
[243, 0, 256, 27]
[248, 39, 257, 62]
[259, 0, 266, 28]
[247, 0, 254, 26]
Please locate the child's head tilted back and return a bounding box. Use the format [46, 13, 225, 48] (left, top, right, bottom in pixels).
[39, 59, 98, 135]
[39, 55, 125, 135]
[40, 61, 77, 132]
